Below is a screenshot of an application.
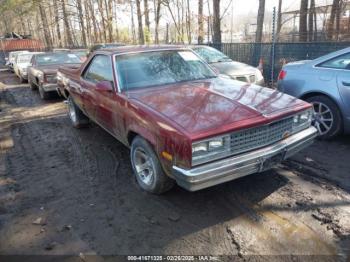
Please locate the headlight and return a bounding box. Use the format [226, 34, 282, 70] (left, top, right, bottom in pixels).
[255, 69, 264, 82]
[292, 109, 313, 133]
[192, 136, 230, 166]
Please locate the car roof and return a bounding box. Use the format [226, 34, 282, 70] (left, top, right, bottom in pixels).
[96, 45, 188, 55]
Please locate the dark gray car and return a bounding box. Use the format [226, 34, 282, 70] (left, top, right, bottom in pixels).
[277, 47, 350, 139]
[191, 46, 265, 85]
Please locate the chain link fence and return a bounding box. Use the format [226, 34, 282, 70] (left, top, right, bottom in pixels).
[210, 41, 350, 84]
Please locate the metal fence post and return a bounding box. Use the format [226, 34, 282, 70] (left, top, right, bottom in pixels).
[271, 6, 276, 86]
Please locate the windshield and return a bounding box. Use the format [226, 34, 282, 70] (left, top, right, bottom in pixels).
[18, 54, 33, 63]
[71, 51, 87, 58]
[115, 50, 216, 91]
[193, 46, 232, 63]
[36, 53, 81, 65]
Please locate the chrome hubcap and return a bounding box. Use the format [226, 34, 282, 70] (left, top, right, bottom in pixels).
[133, 147, 154, 186]
[68, 99, 77, 123]
[312, 102, 333, 135]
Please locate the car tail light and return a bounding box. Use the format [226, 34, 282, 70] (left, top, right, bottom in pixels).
[278, 70, 287, 80]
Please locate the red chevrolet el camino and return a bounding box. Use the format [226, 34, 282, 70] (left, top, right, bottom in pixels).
[57, 46, 318, 194]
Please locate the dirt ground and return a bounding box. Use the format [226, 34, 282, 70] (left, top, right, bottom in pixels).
[0, 69, 350, 260]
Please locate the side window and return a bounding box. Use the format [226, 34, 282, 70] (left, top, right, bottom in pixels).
[83, 55, 113, 83]
[318, 53, 350, 70]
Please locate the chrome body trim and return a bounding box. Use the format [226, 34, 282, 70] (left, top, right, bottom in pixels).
[173, 126, 318, 191]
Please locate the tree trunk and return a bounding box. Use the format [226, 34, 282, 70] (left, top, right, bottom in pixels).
[308, 0, 315, 41]
[335, 0, 342, 40]
[84, 0, 92, 45]
[105, 0, 114, 42]
[276, 0, 282, 38]
[53, 0, 62, 47]
[87, 0, 99, 43]
[186, 0, 191, 43]
[38, 4, 52, 48]
[154, 0, 162, 44]
[327, 0, 340, 40]
[144, 0, 151, 42]
[97, 0, 107, 42]
[76, 0, 87, 47]
[299, 0, 308, 42]
[130, 0, 137, 44]
[136, 0, 144, 44]
[255, 0, 265, 43]
[61, 0, 74, 47]
[198, 0, 204, 44]
[212, 0, 221, 44]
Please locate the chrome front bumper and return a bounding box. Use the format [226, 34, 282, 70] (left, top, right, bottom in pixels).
[42, 83, 58, 92]
[172, 126, 318, 191]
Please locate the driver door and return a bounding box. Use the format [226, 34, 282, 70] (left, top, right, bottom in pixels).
[81, 55, 117, 134]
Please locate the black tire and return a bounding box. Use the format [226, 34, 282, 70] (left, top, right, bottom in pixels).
[130, 136, 174, 194]
[38, 84, 50, 100]
[29, 80, 37, 90]
[67, 96, 89, 128]
[19, 75, 25, 83]
[306, 95, 342, 140]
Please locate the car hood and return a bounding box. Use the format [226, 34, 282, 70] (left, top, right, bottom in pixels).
[35, 63, 81, 74]
[129, 77, 309, 137]
[210, 61, 258, 76]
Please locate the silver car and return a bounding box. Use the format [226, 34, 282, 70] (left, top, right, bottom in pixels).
[191, 45, 265, 85]
[277, 47, 350, 139]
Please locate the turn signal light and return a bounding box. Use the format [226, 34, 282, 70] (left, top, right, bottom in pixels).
[278, 70, 287, 81]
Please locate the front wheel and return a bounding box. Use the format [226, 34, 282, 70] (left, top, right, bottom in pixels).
[29, 80, 37, 90]
[130, 136, 174, 194]
[38, 84, 51, 100]
[67, 96, 89, 128]
[306, 95, 342, 140]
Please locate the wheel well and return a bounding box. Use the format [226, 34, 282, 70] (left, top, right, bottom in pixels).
[300, 91, 344, 129]
[300, 92, 339, 108]
[127, 131, 138, 146]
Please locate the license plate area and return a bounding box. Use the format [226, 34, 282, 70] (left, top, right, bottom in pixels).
[261, 152, 285, 171]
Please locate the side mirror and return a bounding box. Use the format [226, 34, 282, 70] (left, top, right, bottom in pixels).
[96, 80, 113, 92]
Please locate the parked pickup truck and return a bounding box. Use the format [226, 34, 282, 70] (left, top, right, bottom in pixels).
[28, 52, 82, 100]
[58, 46, 318, 194]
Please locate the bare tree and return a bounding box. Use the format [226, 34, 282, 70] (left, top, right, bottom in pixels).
[144, 0, 151, 42]
[38, 3, 53, 48]
[53, 0, 62, 47]
[153, 0, 162, 44]
[61, 0, 74, 46]
[136, 0, 145, 44]
[276, 0, 282, 38]
[130, 0, 137, 44]
[299, 0, 308, 42]
[328, 0, 340, 40]
[308, 0, 315, 41]
[198, 0, 204, 44]
[212, 0, 221, 43]
[76, 0, 87, 46]
[255, 0, 265, 43]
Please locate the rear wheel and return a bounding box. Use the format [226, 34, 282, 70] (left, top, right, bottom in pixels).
[67, 96, 89, 128]
[306, 95, 342, 139]
[130, 136, 174, 194]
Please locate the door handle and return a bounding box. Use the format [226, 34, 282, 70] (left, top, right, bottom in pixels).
[342, 81, 350, 87]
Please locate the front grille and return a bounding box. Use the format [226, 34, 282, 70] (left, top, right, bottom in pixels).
[235, 76, 248, 82]
[230, 117, 294, 156]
